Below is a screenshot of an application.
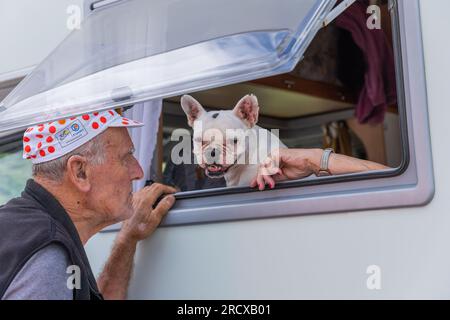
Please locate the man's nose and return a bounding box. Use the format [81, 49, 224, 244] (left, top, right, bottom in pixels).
[131, 156, 144, 180]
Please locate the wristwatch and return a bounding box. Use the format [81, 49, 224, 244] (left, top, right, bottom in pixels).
[316, 148, 334, 177]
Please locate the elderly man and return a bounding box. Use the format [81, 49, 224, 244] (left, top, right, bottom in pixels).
[0, 110, 176, 300]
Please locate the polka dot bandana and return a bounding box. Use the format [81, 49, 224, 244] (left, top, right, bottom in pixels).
[23, 109, 143, 164]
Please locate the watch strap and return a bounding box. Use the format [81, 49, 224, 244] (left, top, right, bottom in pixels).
[317, 148, 334, 176]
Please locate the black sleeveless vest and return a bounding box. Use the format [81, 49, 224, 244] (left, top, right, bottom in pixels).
[0, 179, 103, 300]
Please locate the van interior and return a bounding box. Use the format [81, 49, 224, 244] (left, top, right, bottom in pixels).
[151, 0, 402, 192]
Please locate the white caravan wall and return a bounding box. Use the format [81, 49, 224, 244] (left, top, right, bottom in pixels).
[0, 0, 83, 81]
[85, 0, 450, 299]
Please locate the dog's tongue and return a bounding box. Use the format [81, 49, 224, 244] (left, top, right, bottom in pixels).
[207, 165, 223, 172]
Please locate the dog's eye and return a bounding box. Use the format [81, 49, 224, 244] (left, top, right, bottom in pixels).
[233, 137, 238, 144]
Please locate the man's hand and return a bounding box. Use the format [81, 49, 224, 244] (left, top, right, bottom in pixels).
[120, 183, 176, 243]
[98, 183, 176, 299]
[250, 148, 322, 191]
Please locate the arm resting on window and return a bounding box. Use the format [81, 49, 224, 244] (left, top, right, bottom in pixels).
[251, 148, 390, 190]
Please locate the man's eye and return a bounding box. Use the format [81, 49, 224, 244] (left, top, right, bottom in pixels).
[122, 149, 135, 161]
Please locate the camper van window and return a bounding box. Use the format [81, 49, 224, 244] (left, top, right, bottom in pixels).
[151, 2, 404, 197]
[0, 147, 32, 205]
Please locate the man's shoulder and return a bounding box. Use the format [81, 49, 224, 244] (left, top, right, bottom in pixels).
[0, 195, 56, 234]
[0, 195, 73, 284]
[0, 195, 50, 218]
[2, 243, 73, 300]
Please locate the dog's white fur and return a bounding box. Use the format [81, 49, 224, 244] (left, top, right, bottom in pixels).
[181, 94, 285, 187]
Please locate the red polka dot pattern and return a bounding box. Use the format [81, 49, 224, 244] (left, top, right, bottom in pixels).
[22, 109, 142, 163]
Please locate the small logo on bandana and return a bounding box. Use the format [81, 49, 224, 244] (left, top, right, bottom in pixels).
[56, 120, 88, 148]
[71, 123, 80, 132]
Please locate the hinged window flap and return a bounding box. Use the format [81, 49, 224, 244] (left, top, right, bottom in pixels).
[0, 0, 337, 133]
[322, 0, 357, 27]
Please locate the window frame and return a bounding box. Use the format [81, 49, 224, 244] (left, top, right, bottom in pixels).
[147, 0, 434, 227]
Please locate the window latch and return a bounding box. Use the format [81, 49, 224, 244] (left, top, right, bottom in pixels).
[322, 0, 357, 28]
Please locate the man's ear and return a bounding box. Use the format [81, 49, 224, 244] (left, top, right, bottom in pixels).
[66, 155, 91, 193]
[181, 95, 206, 127]
[232, 94, 259, 128]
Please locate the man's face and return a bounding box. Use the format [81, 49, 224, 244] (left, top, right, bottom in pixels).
[87, 127, 143, 223]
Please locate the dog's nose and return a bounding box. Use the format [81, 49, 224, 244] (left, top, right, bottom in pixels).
[205, 147, 220, 163]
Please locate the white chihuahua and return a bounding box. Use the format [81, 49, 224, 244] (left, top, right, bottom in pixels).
[181, 94, 285, 187]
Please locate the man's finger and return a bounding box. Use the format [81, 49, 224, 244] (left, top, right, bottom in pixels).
[148, 183, 177, 195]
[144, 183, 177, 206]
[152, 195, 176, 220]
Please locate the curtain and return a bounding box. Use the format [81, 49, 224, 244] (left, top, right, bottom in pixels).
[125, 100, 162, 191]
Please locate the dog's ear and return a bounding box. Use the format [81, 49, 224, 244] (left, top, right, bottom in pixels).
[232, 94, 259, 128]
[181, 95, 206, 127]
